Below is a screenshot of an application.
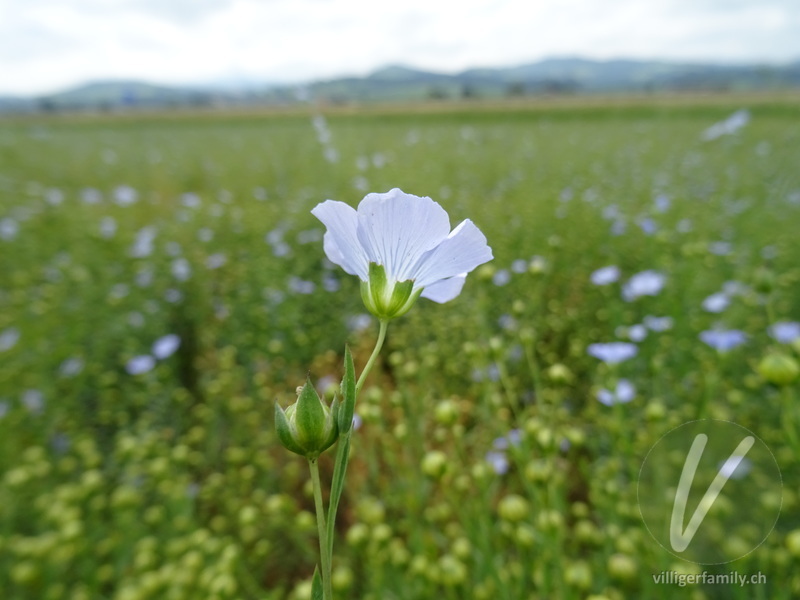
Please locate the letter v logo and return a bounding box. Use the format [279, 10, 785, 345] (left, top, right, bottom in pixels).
[670, 433, 755, 552]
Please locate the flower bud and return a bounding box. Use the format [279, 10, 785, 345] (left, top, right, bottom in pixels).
[786, 529, 800, 557]
[360, 263, 422, 320]
[498, 494, 529, 523]
[421, 450, 448, 479]
[607, 553, 637, 581]
[275, 379, 339, 459]
[757, 353, 800, 386]
[546, 363, 574, 384]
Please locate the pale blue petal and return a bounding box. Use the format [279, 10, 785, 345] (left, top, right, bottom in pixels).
[413, 220, 493, 288]
[355, 189, 451, 282]
[597, 388, 614, 406]
[311, 200, 369, 279]
[420, 274, 466, 303]
[616, 379, 636, 403]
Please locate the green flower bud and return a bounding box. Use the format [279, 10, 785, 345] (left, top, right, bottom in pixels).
[498, 494, 530, 523]
[546, 363, 574, 384]
[332, 566, 354, 591]
[360, 263, 422, 320]
[786, 529, 800, 557]
[757, 353, 800, 386]
[608, 553, 637, 581]
[421, 450, 448, 479]
[346, 523, 369, 546]
[357, 497, 386, 524]
[565, 560, 592, 590]
[438, 554, 467, 586]
[452, 537, 471, 560]
[372, 523, 392, 544]
[275, 379, 339, 459]
[645, 400, 666, 421]
[434, 399, 459, 426]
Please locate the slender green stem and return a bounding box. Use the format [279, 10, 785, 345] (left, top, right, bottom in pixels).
[326, 434, 350, 558]
[326, 318, 389, 557]
[309, 458, 333, 600]
[356, 319, 389, 395]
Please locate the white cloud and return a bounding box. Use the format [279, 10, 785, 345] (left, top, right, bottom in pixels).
[0, 0, 797, 95]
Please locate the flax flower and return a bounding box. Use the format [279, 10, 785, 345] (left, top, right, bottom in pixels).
[312, 188, 492, 319]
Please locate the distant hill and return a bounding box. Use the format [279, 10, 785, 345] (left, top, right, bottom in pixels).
[306, 57, 800, 103]
[2, 57, 799, 113]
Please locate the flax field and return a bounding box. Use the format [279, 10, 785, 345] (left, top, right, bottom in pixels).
[2, 95, 800, 599]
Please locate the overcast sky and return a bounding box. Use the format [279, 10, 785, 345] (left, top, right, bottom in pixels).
[1, 0, 798, 96]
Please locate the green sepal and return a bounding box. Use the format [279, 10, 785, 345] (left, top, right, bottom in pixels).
[311, 565, 323, 600]
[338, 345, 356, 433]
[295, 378, 327, 451]
[275, 402, 305, 456]
[361, 262, 421, 320]
[387, 278, 415, 316]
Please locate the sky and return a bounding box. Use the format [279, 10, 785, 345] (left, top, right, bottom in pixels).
[1, 0, 798, 96]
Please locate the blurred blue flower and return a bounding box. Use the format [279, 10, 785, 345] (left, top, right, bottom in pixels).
[81, 187, 102, 204]
[351, 413, 363, 431]
[485, 451, 509, 475]
[718, 456, 752, 480]
[288, 276, 315, 295]
[130, 226, 156, 258]
[99, 216, 117, 239]
[627, 324, 648, 342]
[643, 315, 674, 332]
[346, 314, 372, 333]
[126, 355, 156, 375]
[152, 334, 181, 360]
[590, 265, 620, 286]
[702, 109, 750, 141]
[702, 292, 730, 313]
[587, 342, 638, 364]
[597, 379, 635, 406]
[722, 280, 749, 297]
[171, 257, 191, 281]
[602, 204, 619, 220]
[511, 259, 528, 273]
[0, 327, 20, 352]
[492, 269, 511, 286]
[768, 321, 800, 344]
[113, 185, 138, 206]
[493, 429, 522, 450]
[654, 194, 671, 213]
[638, 217, 658, 235]
[709, 241, 733, 256]
[700, 329, 747, 351]
[622, 270, 666, 301]
[206, 253, 227, 269]
[59, 357, 84, 378]
[498, 314, 517, 331]
[0, 217, 19, 240]
[22, 389, 44, 414]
